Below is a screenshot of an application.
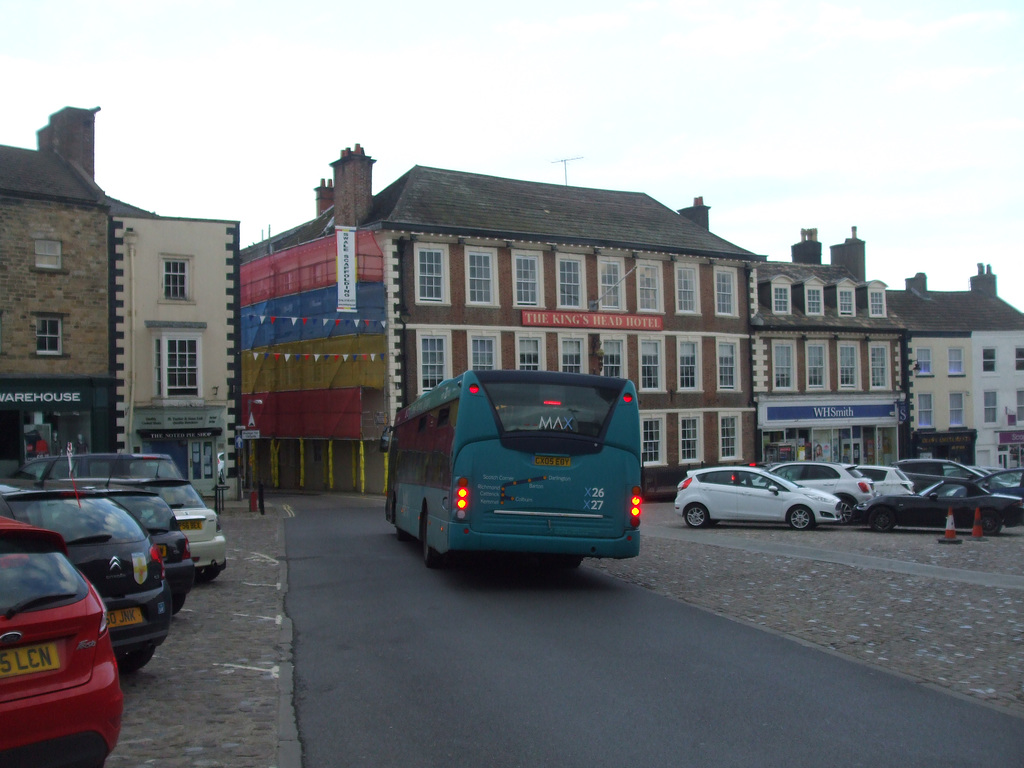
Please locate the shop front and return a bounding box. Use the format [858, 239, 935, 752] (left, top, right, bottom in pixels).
[133, 407, 226, 495]
[0, 376, 115, 477]
[909, 429, 976, 463]
[997, 430, 1024, 469]
[757, 397, 903, 466]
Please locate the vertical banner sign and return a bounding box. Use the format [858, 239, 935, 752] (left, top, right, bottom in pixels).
[337, 227, 357, 312]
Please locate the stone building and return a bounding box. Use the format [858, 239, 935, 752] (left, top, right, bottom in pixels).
[887, 265, 1024, 467]
[0, 107, 115, 474]
[751, 228, 905, 466]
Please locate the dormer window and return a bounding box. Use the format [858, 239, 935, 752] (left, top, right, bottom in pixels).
[868, 285, 886, 317]
[805, 285, 823, 315]
[838, 287, 855, 316]
[772, 284, 791, 314]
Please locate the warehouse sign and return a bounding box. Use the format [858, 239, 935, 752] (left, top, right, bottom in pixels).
[337, 227, 357, 312]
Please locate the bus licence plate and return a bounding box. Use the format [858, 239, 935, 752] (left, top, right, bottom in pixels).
[107, 607, 143, 628]
[0, 642, 61, 679]
[534, 456, 570, 467]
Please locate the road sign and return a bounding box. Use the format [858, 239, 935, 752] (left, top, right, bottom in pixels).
[241, 430, 260, 440]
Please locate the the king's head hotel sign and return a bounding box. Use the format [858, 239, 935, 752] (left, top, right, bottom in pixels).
[337, 227, 357, 312]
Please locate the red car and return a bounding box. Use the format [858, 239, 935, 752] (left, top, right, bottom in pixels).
[0, 517, 123, 767]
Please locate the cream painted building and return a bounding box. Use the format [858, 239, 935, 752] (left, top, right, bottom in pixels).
[112, 208, 240, 495]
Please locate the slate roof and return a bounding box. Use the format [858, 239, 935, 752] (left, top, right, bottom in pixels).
[886, 288, 1024, 333]
[365, 166, 758, 259]
[753, 260, 901, 333]
[0, 143, 105, 205]
[243, 165, 761, 262]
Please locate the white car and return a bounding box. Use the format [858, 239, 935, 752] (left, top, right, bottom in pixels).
[111, 478, 227, 583]
[854, 465, 914, 496]
[675, 466, 846, 530]
[765, 461, 876, 509]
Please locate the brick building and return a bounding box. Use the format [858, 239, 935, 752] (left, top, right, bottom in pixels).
[240, 146, 764, 496]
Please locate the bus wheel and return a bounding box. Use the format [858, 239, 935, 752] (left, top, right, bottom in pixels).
[391, 494, 412, 541]
[420, 510, 444, 569]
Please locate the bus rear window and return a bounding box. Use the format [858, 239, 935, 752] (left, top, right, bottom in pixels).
[483, 381, 620, 438]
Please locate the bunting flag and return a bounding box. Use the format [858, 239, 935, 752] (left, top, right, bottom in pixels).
[250, 351, 382, 362]
[249, 312, 385, 330]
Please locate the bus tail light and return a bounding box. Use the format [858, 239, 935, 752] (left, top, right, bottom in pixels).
[629, 486, 642, 528]
[455, 477, 470, 519]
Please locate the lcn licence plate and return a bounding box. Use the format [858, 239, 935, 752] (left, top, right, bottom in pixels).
[0, 642, 61, 679]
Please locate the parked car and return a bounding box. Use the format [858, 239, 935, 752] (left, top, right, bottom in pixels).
[892, 459, 986, 492]
[101, 489, 195, 614]
[978, 468, 1024, 499]
[0, 485, 172, 673]
[855, 465, 915, 496]
[0, 517, 123, 767]
[674, 466, 847, 530]
[108, 478, 227, 583]
[9, 452, 183, 485]
[850, 478, 1024, 534]
[764, 461, 876, 509]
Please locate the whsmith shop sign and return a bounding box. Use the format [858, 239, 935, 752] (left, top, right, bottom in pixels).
[764, 403, 897, 423]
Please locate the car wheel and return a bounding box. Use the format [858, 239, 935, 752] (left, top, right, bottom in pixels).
[195, 563, 224, 583]
[868, 507, 896, 533]
[980, 509, 1003, 535]
[835, 495, 856, 524]
[787, 505, 815, 530]
[420, 507, 444, 569]
[683, 503, 712, 528]
[171, 592, 187, 614]
[117, 646, 156, 675]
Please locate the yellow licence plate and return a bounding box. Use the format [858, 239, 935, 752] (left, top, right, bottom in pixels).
[107, 607, 143, 628]
[534, 456, 570, 467]
[179, 519, 203, 531]
[158, 544, 168, 558]
[0, 642, 61, 679]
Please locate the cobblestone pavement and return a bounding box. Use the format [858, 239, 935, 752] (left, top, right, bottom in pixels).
[106, 508, 287, 768]
[590, 506, 1024, 717]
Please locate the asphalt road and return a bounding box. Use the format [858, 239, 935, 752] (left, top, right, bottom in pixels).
[284, 495, 1024, 768]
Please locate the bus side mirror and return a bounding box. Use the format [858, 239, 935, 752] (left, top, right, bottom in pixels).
[379, 426, 393, 453]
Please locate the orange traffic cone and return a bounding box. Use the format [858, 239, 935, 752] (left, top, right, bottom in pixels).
[938, 507, 962, 544]
[971, 507, 987, 540]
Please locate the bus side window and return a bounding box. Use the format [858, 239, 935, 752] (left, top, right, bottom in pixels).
[379, 426, 393, 453]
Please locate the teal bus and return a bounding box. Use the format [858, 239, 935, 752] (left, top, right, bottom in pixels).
[381, 370, 643, 568]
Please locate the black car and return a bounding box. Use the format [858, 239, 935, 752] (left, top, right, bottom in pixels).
[100, 489, 195, 614]
[9, 452, 183, 485]
[0, 485, 172, 673]
[892, 459, 986, 492]
[851, 478, 1024, 535]
[979, 468, 1024, 500]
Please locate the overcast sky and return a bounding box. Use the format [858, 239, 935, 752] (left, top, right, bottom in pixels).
[4, 0, 1021, 310]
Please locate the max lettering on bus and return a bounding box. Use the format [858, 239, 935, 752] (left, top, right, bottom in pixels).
[538, 415, 576, 432]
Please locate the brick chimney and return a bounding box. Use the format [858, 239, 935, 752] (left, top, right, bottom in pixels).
[678, 196, 710, 229]
[315, 178, 334, 216]
[330, 144, 375, 227]
[830, 226, 865, 282]
[37, 106, 100, 179]
[792, 228, 822, 265]
[970, 263, 998, 297]
[905, 272, 928, 295]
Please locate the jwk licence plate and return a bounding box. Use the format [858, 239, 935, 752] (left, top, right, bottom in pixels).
[107, 607, 143, 628]
[534, 456, 570, 467]
[0, 642, 61, 678]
